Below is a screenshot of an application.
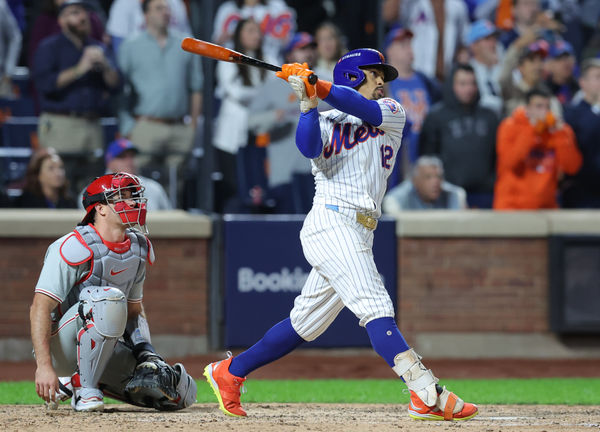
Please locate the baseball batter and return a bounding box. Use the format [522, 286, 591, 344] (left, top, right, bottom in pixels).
[30, 173, 196, 412]
[204, 49, 478, 421]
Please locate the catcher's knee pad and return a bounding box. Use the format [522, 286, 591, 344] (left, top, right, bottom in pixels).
[79, 286, 127, 337]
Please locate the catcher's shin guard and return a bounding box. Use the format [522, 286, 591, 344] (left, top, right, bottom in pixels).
[77, 287, 127, 389]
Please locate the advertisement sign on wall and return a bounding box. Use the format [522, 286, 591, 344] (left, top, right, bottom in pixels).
[223, 215, 397, 347]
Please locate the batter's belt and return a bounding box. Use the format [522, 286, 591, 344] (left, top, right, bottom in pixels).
[325, 204, 378, 230]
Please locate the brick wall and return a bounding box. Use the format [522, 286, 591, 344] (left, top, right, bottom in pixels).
[0, 237, 209, 339]
[397, 238, 549, 344]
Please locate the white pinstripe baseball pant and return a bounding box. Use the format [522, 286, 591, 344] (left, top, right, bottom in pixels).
[290, 205, 395, 341]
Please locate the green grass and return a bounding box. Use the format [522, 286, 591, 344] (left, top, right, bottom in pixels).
[4, 378, 600, 405]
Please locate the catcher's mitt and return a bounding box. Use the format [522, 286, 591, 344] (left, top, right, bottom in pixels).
[124, 357, 180, 410]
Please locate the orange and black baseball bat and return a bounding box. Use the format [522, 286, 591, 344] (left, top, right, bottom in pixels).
[181, 37, 318, 85]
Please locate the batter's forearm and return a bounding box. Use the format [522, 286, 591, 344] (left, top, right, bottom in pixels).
[296, 108, 323, 158]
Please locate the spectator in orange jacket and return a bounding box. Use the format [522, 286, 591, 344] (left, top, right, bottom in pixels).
[494, 86, 582, 209]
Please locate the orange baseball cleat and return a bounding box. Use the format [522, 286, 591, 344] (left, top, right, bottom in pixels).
[408, 388, 479, 421]
[204, 353, 247, 417]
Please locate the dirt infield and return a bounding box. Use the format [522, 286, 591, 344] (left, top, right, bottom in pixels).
[3, 403, 600, 432]
[3, 351, 600, 431]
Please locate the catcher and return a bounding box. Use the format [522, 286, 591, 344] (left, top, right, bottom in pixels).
[29, 172, 196, 412]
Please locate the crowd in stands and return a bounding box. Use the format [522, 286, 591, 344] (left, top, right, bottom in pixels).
[0, 0, 599, 213]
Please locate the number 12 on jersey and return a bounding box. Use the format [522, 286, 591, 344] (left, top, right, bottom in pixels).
[380, 145, 394, 169]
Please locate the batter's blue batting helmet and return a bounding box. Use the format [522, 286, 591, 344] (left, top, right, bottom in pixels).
[333, 48, 398, 88]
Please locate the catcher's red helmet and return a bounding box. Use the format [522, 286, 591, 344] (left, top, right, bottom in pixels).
[81, 172, 147, 230]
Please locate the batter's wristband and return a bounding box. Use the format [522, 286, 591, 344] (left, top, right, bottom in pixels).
[316, 79, 332, 99]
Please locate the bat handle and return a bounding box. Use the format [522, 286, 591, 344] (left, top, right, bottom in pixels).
[307, 73, 318, 85]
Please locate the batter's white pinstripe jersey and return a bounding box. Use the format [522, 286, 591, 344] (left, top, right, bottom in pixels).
[311, 97, 406, 218]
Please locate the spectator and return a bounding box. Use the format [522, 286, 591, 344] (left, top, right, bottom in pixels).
[385, 26, 442, 175]
[28, 0, 105, 71]
[0, 0, 22, 99]
[545, 40, 579, 106]
[78, 138, 173, 210]
[313, 21, 346, 82]
[213, 18, 268, 213]
[212, 0, 296, 63]
[419, 64, 498, 208]
[468, 19, 504, 115]
[563, 58, 600, 208]
[499, 0, 541, 49]
[118, 0, 202, 200]
[247, 32, 318, 213]
[14, 148, 76, 208]
[499, 38, 562, 117]
[494, 86, 582, 209]
[398, 0, 470, 81]
[106, 0, 191, 55]
[383, 155, 467, 212]
[33, 0, 120, 191]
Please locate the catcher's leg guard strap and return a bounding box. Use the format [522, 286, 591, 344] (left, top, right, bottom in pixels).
[392, 348, 438, 406]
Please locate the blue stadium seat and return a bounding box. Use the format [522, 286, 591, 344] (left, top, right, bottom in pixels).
[0, 117, 37, 185]
[0, 97, 36, 117]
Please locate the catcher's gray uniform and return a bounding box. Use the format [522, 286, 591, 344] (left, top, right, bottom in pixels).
[35, 224, 196, 410]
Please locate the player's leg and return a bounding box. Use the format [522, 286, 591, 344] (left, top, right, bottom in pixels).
[204, 268, 343, 417]
[74, 286, 127, 411]
[303, 206, 478, 421]
[45, 303, 82, 409]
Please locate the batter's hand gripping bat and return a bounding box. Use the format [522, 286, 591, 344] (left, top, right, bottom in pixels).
[181, 37, 318, 85]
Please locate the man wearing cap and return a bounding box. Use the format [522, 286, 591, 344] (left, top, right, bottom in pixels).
[384, 26, 442, 179]
[499, 36, 562, 117]
[563, 58, 600, 208]
[33, 0, 121, 189]
[468, 19, 504, 115]
[545, 40, 578, 106]
[78, 138, 173, 211]
[246, 32, 318, 213]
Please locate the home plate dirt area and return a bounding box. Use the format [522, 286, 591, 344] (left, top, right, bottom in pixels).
[2, 403, 599, 432]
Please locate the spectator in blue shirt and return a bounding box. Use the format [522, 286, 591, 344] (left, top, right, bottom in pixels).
[32, 0, 120, 192]
[563, 58, 600, 208]
[384, 26, 441, 181]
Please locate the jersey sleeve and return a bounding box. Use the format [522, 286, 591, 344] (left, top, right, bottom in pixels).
[34, 238, 87, 303]
[127, 262, 146, 303]
[376, 98, 406, 141]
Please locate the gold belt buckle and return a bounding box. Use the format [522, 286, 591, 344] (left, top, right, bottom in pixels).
[356, 212, 377, 230]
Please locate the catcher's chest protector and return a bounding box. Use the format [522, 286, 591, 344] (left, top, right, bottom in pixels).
[59, 226, 148, 315]
[76, 225, 147, 294]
